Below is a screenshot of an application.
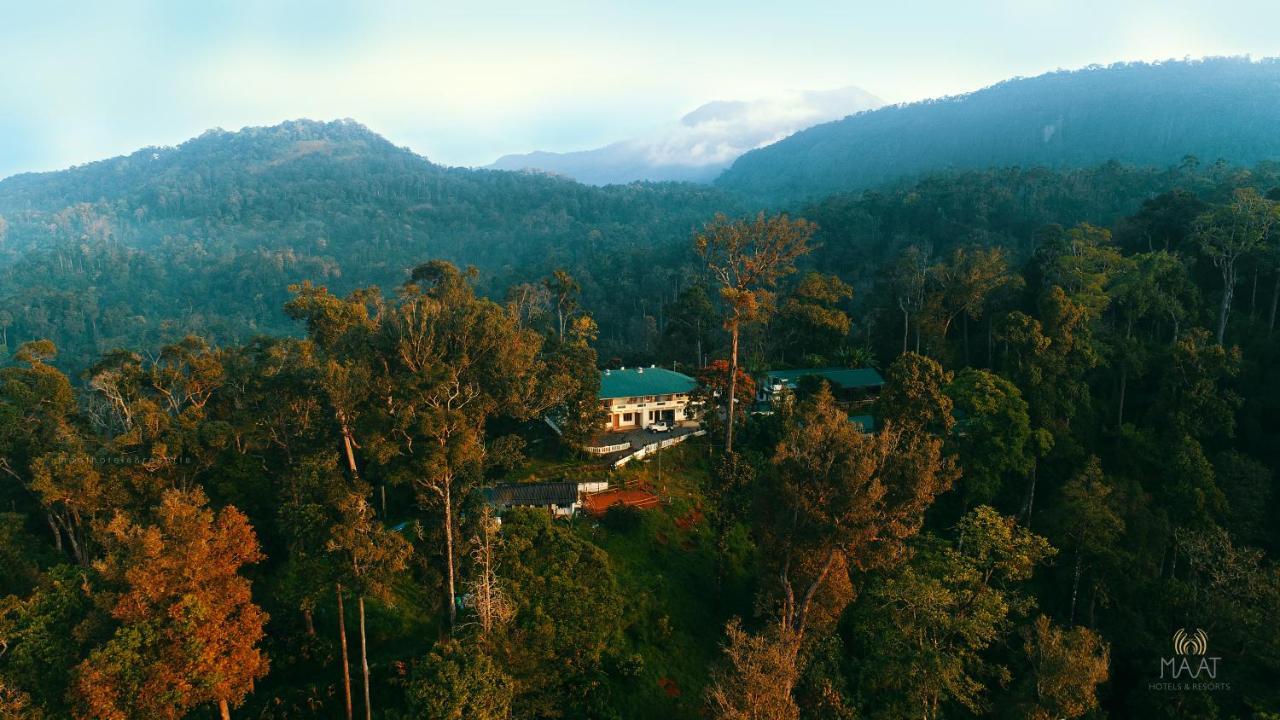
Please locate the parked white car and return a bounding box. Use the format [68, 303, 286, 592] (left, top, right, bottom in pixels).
[647, 421, 671, 433]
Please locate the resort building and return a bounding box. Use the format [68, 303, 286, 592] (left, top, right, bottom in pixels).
[598, 366, 698, 431]
[756, 367, 885, 404]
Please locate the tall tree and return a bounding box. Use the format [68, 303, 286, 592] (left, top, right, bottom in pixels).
[774, 272, 853, 364]
[705, 619, 801, 720]
[326, 490, 412, 720]
[767, 377, 956, 645]
[851, 507, 1054, 719]
[73, 489, 268, 720]
[1193, 188, 1277, 344]
[695, 212, 814, 453]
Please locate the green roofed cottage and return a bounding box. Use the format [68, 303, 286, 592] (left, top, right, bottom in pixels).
[598, 366, 698, 431]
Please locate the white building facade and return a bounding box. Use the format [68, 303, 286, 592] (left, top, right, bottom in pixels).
[598, 366, 698, 431]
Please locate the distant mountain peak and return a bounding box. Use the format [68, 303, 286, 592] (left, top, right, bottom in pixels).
[488, 86, 883, 185]
[716, 57, 1280, 205]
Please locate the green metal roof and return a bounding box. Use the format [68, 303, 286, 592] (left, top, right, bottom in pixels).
[598, 367, 697, 399]
[762, 367, 885, 390]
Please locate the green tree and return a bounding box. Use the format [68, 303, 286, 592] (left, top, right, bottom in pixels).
[767, 381, 956, 646]
[1011, 616, 1110, 720]
[851, 507, 1055, 719]
[774, 272, 853, 364]
[401, 639, 513, 720]
[1193, 188, 1277, 343]
[946, 368, 1034, 506]
[1049, 457, 1124, 624]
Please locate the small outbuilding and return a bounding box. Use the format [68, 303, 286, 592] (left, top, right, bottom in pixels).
[483, 482, 581, 517]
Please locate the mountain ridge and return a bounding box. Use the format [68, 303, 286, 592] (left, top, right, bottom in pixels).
[716, 57, 1280, 205]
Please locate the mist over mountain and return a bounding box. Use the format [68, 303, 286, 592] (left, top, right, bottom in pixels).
[717, 57, 1280, 204]
[488, 86, 883, 185]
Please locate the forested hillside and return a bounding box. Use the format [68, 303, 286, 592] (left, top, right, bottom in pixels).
[717, 58, 1280, 205]
[0, 119, 734, 371]
[4, 117, 1277, 374]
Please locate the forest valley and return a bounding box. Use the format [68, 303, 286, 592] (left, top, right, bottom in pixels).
[3, 156, 1280, 720]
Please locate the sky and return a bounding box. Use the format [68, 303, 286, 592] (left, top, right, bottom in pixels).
[1, 0, 1279, 180]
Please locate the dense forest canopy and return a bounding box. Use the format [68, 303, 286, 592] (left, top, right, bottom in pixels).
[717, 58, 1280, 205]
[0, 119, 736, 372]
[4, 115, 1279, 375]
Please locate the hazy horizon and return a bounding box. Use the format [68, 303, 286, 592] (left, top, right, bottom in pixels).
[3, 0, 1280, 180]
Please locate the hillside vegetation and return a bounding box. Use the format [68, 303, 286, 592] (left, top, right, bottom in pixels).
[718, 58, 1280, 204]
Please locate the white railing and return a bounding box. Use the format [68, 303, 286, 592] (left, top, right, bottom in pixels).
[585, 441, 631, 455]
[612, 429, 706, 468]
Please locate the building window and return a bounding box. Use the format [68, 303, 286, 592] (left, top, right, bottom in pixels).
[623, 413, 633, 423]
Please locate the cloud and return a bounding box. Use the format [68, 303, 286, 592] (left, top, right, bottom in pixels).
[489, 86, 883, 184]
[639, 87, 884, 167]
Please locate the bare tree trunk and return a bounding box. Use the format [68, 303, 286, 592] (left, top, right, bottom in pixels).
[1216, 263, 1236, 345]
[1117, 370, 1127, 427]
[1070, 548, 1083, 624]
[1251, 267, 1259, 318]
[219, 698, 231, 720]
[1270, 272, 1280, 334]
[726, 323, 740, 454]
[336, 585, 353, 720]
[359, 596, 372, 720]
[1020, 464, 1037, 526]
[444, 480, 457, 629]
[45, 513, 63, 554]
[901, 307, 909, 354]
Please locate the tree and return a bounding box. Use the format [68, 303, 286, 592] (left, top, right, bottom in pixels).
[877, 352, 955, 436]
[696, 212, 814, 453]
[892, 245, 931, 354]
[1013, 616, 1110, 720]
[0, 341, 113, 566]
[1050, 458, 1123, 624]
[925, 246, 1010, 362]
[372, 262, 545, 629]
[544, 269, 581, 341]
[705, 619, 800, 720]
[73, 489, 268, 720]
[466, 506, 514, 636]
[774, 272, 853, 364]
[767, 381, 956, 645]
[698, 359, 757, 426]
[1193, 188, 1277, 344]
[401, 639, 513, 720]
[663, 284, 718, 369]
[851, 507, 1055, 719]
[326, 490, 412, 720]
[946, 368, 1034, 506]
[285, 282, 382, 488]
[0, 565, 101, 718]
[492, 509, 625, 717]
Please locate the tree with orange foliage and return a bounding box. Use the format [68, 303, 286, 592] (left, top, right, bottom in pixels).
[695, 212, 813, 453]
[698, 359, 757, 423]
[72, 489, 268, 720]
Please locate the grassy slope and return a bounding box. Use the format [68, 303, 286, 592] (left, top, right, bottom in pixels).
[578, 438, 755, 719]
